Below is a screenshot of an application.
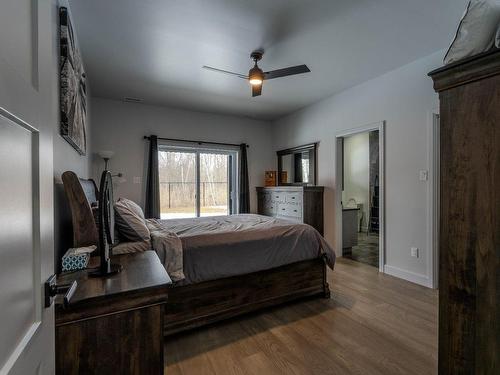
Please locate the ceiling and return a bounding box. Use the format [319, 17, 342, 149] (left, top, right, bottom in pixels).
[69, 0, 467, 120]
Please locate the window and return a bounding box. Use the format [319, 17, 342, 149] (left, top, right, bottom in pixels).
[158, 143, 238, 219]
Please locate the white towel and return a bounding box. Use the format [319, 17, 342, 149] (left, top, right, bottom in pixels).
[71, 245, 97, 255]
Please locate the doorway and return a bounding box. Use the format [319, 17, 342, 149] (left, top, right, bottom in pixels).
[336, 122, 385, 271]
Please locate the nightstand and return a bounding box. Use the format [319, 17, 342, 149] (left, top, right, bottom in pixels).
[55, 251, 171, 375]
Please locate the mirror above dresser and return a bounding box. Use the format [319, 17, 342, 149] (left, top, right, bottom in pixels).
[277, 143, 318, 185]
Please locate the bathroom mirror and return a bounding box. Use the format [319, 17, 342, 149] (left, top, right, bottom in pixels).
[277, 143, 318, 185]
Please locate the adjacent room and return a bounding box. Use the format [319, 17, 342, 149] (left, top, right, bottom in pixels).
[340, 129, 380, 268]
[1, 0, 498, 374]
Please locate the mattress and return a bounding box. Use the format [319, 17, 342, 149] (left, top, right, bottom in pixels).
[147, 214, 335, 285]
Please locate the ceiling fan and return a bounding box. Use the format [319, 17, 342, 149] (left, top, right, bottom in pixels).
[202, 50, 310, 97]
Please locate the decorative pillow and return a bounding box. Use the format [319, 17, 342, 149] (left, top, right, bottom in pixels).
[444, 0, 500, 65]
[114, 198, 151, 242]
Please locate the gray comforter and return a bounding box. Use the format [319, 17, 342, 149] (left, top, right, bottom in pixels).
[146, 214, 335, 285]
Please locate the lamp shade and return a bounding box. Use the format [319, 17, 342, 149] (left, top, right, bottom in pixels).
[98, 150, 114, 159]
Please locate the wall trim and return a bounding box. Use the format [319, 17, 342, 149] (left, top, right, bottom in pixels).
[384, 265, 431, 287]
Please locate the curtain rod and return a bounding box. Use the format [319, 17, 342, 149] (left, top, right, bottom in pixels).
[143, 136, 249, 148]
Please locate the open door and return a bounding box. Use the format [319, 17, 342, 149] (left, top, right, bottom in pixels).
[0, 1, 57, 372]
[0, 109, 54, 375]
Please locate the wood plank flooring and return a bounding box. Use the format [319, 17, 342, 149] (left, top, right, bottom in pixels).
[165, 258, 438, 375]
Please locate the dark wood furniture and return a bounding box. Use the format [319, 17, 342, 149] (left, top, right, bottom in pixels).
[256, 186, 324, 235]
[429, 49, 499, 375]
[62, 171, 331, 337]
[62, 171, 99, 248]
[55, 251, 171, 375]
[165, 256, 329, 335]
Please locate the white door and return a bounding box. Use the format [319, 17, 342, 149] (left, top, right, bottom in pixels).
[0, 110, 54, 375]
[0, 0, 56, 373]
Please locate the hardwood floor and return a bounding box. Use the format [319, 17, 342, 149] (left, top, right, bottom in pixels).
[345, 232, 379, 267]
[165, 258, 438, 375]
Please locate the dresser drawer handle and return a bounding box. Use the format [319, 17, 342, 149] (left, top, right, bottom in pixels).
[282, 208, 286, 211]
[291, 197, 295, 199]
[293, 209, 297, 212]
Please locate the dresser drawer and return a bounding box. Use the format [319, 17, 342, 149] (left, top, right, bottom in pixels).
[285, 192, 302, 204]
[263, 202, 277, 216]
[277, 203, 302, 219]
[270, 191, 287, 203]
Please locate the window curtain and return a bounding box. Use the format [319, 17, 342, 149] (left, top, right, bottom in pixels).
[239, 143, 250, 213]
[145, 135, 160, 219]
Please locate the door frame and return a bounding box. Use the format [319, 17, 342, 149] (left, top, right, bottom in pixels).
[335, 121, 385, 272]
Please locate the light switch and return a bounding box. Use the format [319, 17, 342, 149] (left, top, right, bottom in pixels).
[411, 247, 419, 258]
[419, 170, 428, 181]
[133, 176, 141, 184]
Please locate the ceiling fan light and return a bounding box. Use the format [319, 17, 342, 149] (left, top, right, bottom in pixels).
[249, 78, 263, 86]
[248, 65, 264, 86]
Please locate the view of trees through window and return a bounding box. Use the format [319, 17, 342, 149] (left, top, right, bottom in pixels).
[158, 149, 230, 219]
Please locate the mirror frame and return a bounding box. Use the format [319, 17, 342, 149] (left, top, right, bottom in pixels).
[277, 142, 318, 186]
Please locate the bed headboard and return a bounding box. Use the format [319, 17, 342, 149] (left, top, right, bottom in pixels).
[61, 171, 99, 248]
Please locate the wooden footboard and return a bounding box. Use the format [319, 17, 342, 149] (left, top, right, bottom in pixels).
[164, 256, 330, 336]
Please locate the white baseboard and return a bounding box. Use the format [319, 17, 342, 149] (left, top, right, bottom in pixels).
[383, 265, 431, 288]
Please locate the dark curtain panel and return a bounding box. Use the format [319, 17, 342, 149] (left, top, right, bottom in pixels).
[239, 143, 250, 213]
[145, 135, 160, 219]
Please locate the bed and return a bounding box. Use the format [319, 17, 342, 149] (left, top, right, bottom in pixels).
[62, 171, 335, 336]
[144, 214, 335, 335]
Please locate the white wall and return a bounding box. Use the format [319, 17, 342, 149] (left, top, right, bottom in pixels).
[53, 1, 93, 269]
[53, 0, 92, 179]
[342, 132, 369, 230]
[272, 50, 442, 287]
[90, 97, 275, 213]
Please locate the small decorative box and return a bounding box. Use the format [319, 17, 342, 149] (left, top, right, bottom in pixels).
[265, 171, 277, 186]
[62, 246, 96, 272]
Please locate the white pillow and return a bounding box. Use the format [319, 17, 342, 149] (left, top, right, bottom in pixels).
[114, 198, 151, 242]
[444, 0, 500, 64]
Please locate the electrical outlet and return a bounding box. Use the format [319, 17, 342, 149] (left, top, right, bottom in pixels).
[411, 247, 419, 258]
[133, 176, 141, 184]
[419, 170, 428, 181]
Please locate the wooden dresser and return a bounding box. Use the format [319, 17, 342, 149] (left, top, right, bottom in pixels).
[429, 49, 499, 374]
[55, 251, 171, 375]
[256, 186, 324, 234]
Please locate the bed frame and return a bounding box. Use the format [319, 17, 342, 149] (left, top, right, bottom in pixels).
[62, 171, 331, 336]
[165, 257, 329, 335]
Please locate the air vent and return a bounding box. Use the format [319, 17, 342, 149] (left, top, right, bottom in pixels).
[123, 97, 143, 103]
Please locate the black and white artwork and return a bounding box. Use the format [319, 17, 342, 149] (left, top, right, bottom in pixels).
[60, 7, 87, 155]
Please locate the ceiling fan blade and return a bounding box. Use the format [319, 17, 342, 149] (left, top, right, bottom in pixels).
[252, 84, 262, 97]
[202, 66, 247, 79]
[263, 64, 310, 80]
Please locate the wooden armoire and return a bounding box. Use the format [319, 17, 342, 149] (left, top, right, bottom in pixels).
[429, 49, 499, 374]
